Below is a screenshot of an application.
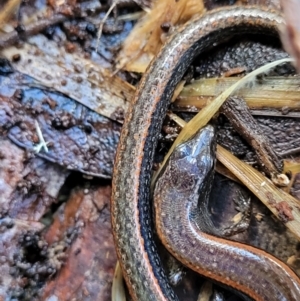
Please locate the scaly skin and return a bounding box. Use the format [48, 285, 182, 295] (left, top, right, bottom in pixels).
[154, 125, 300, 301]
[111, 6, 300, 301]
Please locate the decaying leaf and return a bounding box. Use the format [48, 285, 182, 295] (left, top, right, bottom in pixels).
[0, 218, 45, 300]
[0, 0, 21, 26]
[116, 0, 205, 72]
[0, 35, 135, 124]
[41, 184, 117, 301]
[0, 137, 69, 220]
[0, 73, 121, 178]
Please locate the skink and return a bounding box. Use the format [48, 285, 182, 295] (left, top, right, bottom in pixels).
[111, 6, 300, 301]
[154, 125, 300, 301]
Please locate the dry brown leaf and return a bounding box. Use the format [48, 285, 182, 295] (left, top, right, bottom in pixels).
[0, 0, 21, 26]
[116, 0, 205, 72]
[41, 185, 117, 301]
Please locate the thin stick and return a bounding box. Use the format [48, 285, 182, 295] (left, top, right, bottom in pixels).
[151, 58, 294, 188]
[96, 1, 117, 52]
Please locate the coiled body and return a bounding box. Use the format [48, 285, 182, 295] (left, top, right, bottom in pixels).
[111, 6, 300, 301]
[154, 125, 300, 301]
